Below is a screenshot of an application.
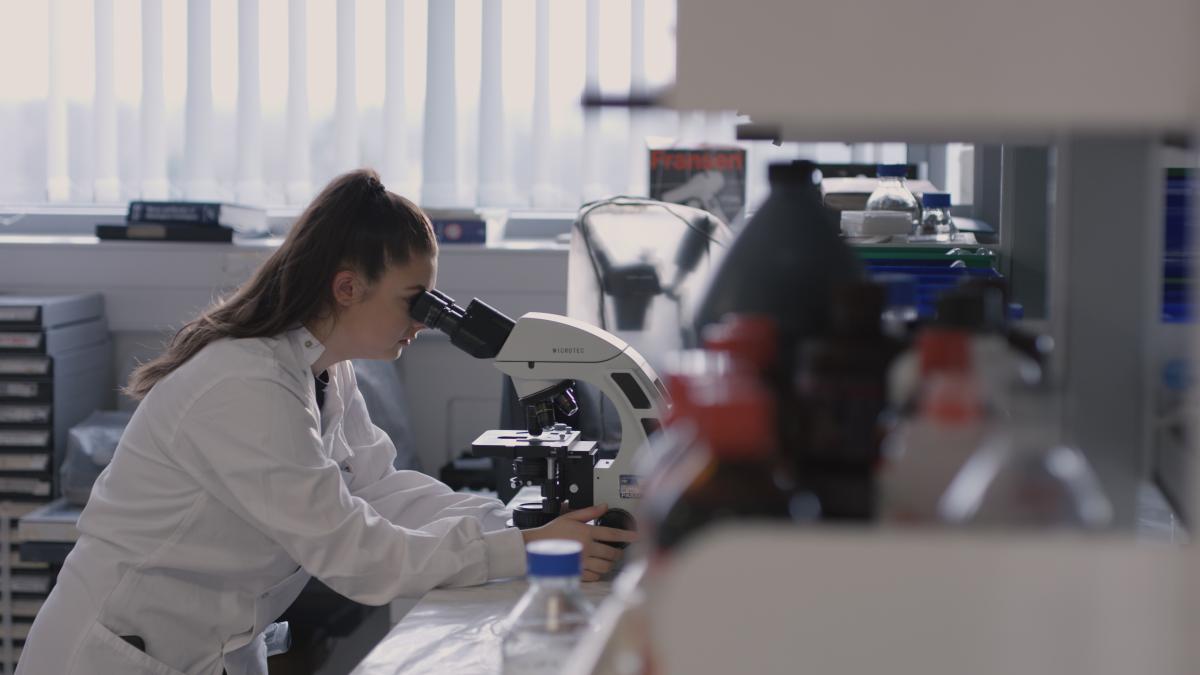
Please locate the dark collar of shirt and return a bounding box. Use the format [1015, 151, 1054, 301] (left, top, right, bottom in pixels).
[315, 370, 330, 411]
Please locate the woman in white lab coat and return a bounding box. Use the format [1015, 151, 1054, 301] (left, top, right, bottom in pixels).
[18, 170, 633, 675]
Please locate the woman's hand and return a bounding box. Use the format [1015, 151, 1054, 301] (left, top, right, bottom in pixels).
[521, 503, 639, 581]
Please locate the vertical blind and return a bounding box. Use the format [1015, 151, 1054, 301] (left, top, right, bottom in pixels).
[0, 0, 908, 213]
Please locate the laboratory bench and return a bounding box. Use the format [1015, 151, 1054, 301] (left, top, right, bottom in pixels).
[350, 578, 612, 675]
[343, 481, 1184, 674]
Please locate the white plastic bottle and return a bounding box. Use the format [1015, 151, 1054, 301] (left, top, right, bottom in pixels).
[879, 329, 988, 523]
[502, 540, 595, 675]
[887, 293, 1042, 421]
[938, 389, 1113, 528]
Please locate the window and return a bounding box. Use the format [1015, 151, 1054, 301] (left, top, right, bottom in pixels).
[0, 1, 929, 220]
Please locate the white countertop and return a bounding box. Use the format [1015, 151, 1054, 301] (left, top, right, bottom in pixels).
[350, 577, 611, 675]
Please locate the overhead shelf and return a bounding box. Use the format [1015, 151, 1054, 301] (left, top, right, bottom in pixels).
[672, 0, 1200, 141]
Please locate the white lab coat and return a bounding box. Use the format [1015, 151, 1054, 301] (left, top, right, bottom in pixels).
[17, 327, 526, 675]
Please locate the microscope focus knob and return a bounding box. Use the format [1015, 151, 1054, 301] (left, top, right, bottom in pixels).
[512, 502, 558, 530]
[596, 509, 636, 549]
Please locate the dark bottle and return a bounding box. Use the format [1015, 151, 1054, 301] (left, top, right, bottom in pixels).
[693, 161, 862, 378]
[791, 282, 903, 521]
[645, 367, 797, 559]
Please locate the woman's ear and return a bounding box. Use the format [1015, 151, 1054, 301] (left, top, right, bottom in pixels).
[331, 270, 362, 307]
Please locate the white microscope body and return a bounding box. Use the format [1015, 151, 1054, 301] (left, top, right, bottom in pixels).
[492, 312, 671, 516]
[409, 289, 670, 529]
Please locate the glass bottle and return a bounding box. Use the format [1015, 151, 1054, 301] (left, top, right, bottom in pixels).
[501, 540, 595, 675]
[919, 191, 956, 240]
[865, 164, 920, 232]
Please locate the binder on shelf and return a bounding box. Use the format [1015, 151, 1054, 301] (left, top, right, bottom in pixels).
[0, 478, 51, 498]
[0, 424, 52, 474]
[0, 341, 112, 472]
[7, 547, 49, 572]
[5, 339, 111, 379]
[17, 540, 72, 565]
[0, 295, 111, 647]
[0, 620, 33, 642]
[0, 500, 53, 519]
[9, 596, 44, 618]
[0, 379, 52, 403]
[0, 293, 103, 329]
[0, 429, 50, 451]
[0, 356, 50, 377]
[0, 321, 110, 458]
[0, 455, 50, 473]
[0, 404, 51, 425]
[0, 318, 109, 355]
[9, 571, 51, 595]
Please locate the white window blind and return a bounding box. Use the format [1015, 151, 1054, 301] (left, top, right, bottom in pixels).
[141, 0, 170, 200]
[43, 0, 70, 203]
[334, 0, 359, 173]
[284, 0, 311, 203]
[421, 0, 458, 207]
[184, 0, 217, 200]
[92, 0, 119, 202]
[382, 0, 409, 196]
[236, 0, 264, 203]
[0, 0, 910, 216]
[476, 0, 508, 205]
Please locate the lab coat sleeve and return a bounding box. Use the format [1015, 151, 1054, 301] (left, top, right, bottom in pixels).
[172, 376, 523, 604]
[342, 369, 519, 536]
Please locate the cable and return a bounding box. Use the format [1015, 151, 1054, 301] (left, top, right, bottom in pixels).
[575, 196, 727, 331]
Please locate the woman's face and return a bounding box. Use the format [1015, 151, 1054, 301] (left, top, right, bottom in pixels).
[340, 254, 438, 360]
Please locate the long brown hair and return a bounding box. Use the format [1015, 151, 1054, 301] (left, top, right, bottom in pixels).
[125, 169, 436, 400]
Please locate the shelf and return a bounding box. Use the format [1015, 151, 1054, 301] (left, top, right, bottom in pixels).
[674, 0, 1200, 141]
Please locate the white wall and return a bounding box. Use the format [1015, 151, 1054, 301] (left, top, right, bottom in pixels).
[0, 236, 568, 474]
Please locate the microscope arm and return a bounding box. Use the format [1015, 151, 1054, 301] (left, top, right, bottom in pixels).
[411, 292, 670, 520]
[494, 313, 670, 515]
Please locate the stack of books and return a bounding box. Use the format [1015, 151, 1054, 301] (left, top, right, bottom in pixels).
[0, 293, 111, 654]
[427, 211, 487, 244]
[96, 200, 269, 242]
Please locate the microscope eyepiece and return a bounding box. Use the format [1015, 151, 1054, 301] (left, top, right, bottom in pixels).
[409, 290, 516, 360]
[409, 289, 462, 332]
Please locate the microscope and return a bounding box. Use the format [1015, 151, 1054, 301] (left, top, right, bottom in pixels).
[410, 289, 670, 533]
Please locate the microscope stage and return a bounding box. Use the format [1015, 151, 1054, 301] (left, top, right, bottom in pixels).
[471, 428, 583, 459]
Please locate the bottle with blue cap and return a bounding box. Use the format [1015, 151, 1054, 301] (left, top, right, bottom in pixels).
[865, 164, 920, 233]
[919, 192, 956, 240]
[501, 539, 595, 674]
